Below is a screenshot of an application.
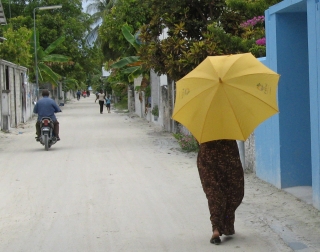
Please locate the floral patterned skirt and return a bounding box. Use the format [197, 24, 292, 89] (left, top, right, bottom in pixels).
[197, 140, 244, 235]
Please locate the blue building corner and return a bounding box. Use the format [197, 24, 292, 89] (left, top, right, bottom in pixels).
[255, 0, 320, 210]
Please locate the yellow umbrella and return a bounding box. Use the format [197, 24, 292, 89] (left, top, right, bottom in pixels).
[172, 53, 280, 143]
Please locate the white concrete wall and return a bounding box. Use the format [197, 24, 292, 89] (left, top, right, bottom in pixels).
[0, 60, 30, 130]
[24, 80, 35, 122]
[150, 70, 161, 124]
[134, 76, 143, 117]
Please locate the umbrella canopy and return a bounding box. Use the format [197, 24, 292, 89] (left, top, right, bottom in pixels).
[172, 53, 280, 143]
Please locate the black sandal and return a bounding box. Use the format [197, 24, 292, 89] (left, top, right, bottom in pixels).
[210, 237, 221, 245]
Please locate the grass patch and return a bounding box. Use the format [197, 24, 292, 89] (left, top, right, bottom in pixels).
[113, 98, 128, 111]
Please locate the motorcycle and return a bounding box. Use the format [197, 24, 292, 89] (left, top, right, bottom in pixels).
[39, 117, 58, 150]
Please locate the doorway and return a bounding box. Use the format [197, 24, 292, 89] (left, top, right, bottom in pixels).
[276, 12, 312, 188]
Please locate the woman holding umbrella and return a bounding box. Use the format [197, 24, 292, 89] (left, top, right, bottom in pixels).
[172, 53, 280, 244]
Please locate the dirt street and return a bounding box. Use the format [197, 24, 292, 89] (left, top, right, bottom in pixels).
[0, 96, 319, 252]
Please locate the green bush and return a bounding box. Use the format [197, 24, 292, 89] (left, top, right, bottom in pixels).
[249, 45, 266, 57]
[173, 133, 199, 152]
[151, 105, 159, 116]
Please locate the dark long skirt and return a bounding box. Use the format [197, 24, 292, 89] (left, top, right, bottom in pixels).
[197, 140, 244, 235]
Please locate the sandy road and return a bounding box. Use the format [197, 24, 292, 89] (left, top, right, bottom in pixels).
[0, 95, 319, 252]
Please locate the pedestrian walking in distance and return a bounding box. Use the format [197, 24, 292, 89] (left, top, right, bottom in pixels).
[197, 140, 244, 245]
[105, 95, 111, 113]
[95, 90, 106, 114]
[76, 90, 81, 101]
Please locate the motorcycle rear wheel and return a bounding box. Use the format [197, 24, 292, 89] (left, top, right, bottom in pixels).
[44, 134, 49, 151]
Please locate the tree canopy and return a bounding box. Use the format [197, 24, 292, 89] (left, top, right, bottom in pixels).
[0, 0, 282, 92]
[0, 25, 32, 67]
[0, 0, 104, 91]
[135, 0, 281, 81]
[98, 0, 152, 62]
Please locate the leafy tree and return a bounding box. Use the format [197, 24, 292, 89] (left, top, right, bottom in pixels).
[61, 78, 82, 93]
[135, 0, 236, 80]
[1, 0, 29, 19]
[74, 44, 105, 91]
[2, 15, 33, 31]
[137, 0, 281, 81]
[0, 25, 32, 67]
[227, 0, 281, 20]
[146, 0, 226, 40]
[98, 0, 152, 61]
[4, 0, 104, 90]
[138, 0, 230, 81]
[0, 0, 106, 95]
[97, 0, 153, 102]
[36, 0, 105, 91]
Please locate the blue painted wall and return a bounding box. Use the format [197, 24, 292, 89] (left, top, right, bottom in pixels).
[256, 9, 312, 188]
[307, 2, 320, 209]
[255, 57, 281, 187]
[258, 0, 320, 209]
[255, 113, 281, 187]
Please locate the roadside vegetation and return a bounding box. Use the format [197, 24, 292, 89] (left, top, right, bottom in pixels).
[0, 0, 281, 110]
[173, 133, 199, 153]
[113, 97, 128, 112]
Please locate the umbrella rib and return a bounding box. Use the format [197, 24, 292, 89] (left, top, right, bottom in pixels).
[198, 85, 223, 142]
[182, 76, 216, 81]
[222, 53, 265, 77]
[227, 72, 277, 79]
[221, 85, 245, 139]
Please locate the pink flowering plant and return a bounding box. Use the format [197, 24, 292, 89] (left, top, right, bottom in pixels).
[173, 133, 199, 152]
[240, 16, 266, 57]
[256, 37, 266, 46]
[240, 16, 265, 28]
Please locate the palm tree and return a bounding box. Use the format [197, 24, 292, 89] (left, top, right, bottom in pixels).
[85, 0, 115, 45]
[110, 24, 144, 82]
[31, 31, 70, 85]
[110, 24, 150, 103]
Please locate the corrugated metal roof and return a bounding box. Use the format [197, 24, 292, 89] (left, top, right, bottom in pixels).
[0, 0, 7, 25]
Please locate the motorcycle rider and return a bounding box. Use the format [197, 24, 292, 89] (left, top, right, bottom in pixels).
[33, 89, 62, 141]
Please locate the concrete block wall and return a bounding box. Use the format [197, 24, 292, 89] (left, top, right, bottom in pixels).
[0, 60, 30, 131]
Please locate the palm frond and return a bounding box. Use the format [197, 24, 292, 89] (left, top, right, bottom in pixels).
[38, 63, 61, 84]
[121, 66, 141, 74]
[128, 68, 143, 83]
[42, 54, 70, 63]
[86, 25, 100, 45]
[45, 36, 65, 55]
[121, 24, 140, 50]
[110, 56, 140, 68]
